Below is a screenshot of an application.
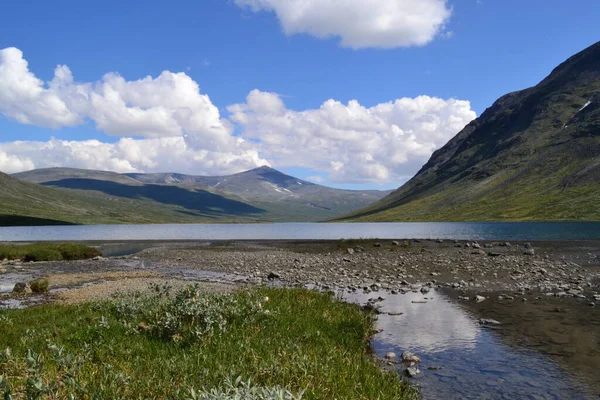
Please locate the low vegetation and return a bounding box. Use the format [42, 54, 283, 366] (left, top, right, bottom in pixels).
[0, 243, 102, 261]
[0, 243, 102, 262]
[0, 286, 416, 399]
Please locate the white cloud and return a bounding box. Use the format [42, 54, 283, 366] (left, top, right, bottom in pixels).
[0, 137, 269, 176]
[0, 47, 233, 151]
[234, 0, 452, 48]
[0, 47, 476, 185]
[229, 90, 476, 183]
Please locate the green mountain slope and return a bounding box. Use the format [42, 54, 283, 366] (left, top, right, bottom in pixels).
[340, 41, 600, 222]
[0, 172, 262, 226]
[14, 166, 391, 223]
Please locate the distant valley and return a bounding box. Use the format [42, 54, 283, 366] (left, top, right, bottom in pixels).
[6, 166, 391, 225]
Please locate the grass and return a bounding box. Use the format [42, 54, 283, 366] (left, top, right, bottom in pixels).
[0, 243, 102, 262]
[0, 286, 417, 400]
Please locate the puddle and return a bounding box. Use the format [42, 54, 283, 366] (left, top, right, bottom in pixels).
[343, 289, 595, 400]
[0, 271, 38, 294]
[0, 296, 44, 309]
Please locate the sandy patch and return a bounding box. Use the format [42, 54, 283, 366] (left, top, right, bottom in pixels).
[48, 271, 160, 288]
[52, 278, 236, 304]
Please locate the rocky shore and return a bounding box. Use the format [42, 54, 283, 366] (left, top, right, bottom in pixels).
[2, 239, 600, 306]
[139, 239, 600, 306]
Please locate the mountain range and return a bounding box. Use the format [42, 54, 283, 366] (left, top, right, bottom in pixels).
[5, 166, 390, 225]
[341, 40, 600, 222]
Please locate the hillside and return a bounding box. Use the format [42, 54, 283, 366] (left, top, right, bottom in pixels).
[13, 166, 390, 223]
[340, 41, 600, 222]
[0, 172, 263, 226]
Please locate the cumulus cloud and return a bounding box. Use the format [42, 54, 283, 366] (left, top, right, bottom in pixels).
[234, 0, 452, 48]
[0, 47, 233, 151]
[0, 137, 269, 176]
[0, 47, 476, 185]
[228, 90, 475, 183]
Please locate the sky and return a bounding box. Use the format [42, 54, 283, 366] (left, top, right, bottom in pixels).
[0, 0, 598, 190]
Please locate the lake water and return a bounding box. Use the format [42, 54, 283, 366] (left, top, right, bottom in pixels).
[1, 222, 600, 242]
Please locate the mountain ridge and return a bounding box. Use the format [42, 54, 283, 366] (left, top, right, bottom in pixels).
[340, 40, 600, 222]
[13, 166, 391, 223]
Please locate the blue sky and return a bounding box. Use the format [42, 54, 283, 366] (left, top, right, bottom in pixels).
[0, 0, 598, 190]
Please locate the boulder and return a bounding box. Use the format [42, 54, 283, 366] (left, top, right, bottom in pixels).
[12, 282, 32, 294]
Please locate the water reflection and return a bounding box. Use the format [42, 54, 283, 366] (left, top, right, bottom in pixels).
[344, 289, 593, 400]
[347, 291, 479, 353]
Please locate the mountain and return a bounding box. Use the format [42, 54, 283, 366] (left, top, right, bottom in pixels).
[340, 41, 600, 222]
[0, 171, 260, 226]
[13, 166, 391, 223]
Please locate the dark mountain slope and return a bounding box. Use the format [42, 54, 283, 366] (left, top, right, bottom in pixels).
[15, 166, 391, 222]
[341, 41, 600, 221]
[0, 172, 255, 226]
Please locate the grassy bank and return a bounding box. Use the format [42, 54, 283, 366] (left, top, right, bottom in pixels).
[0, 287, 416, 399]
[0, 243, 102, 262]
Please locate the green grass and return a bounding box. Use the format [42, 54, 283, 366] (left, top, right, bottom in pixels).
[0, 243, 102, 262]
[0, 287, 416, 400]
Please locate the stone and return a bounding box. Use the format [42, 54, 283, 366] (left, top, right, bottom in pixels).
[523, 249, 535, 256]
[373, 243, 382, 247]
[391, 241, 400, 246]
[405, 366, 420, 377]
[472, 243, 481, 249]
[346, 248, 355, 255]
[420, 286, 431, 294]
[267, 272, 280, 280]
[12, 282, 31, 294]
[385, 352, 397, 360]
[401, 351, 421, 363]
[475, 295, 486, 303]
[479, 318, 501, 326]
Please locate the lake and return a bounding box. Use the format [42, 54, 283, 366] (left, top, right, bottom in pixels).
[1, 222, 600, 242]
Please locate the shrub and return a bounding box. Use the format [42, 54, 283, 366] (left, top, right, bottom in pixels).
[23, 248, 64, 262]
[0, 243, 102, 262]
[29, 278, 50, 293]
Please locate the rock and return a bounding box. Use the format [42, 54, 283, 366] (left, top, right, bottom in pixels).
[92, 256, 104, 261]
[472, 243, 481, 249]
[475, 295, 486, 303]
[471, 250, 486, 255]
[525, 243, 532, 249]
[267, 272, 280, 280]
[373, 243, 382, 247]
[487, 251, 502, 257]
[388, 311, 404, 316]
[479, 318, 501, 326]
[385, 352, 397, 360]
[405, 366, 420, 378]
[346, 248, 355, 255]
[354, 246, 365, 252]
[523, 249, 535, 256]
[427, 366, 443, 371]
[391, 241, 400, 246]
[363, 303, 381, 314]
[420, 286, 431, 294]
[12, 282, 32, 294]
[401, 351, 421, 364]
